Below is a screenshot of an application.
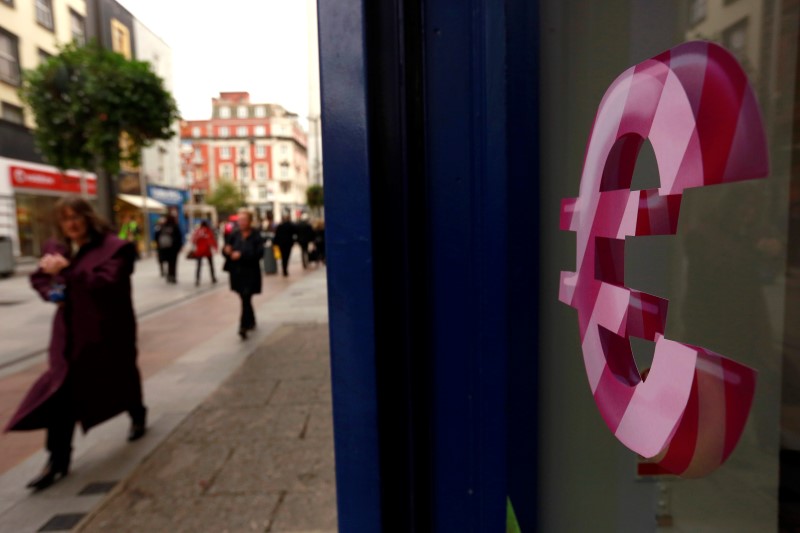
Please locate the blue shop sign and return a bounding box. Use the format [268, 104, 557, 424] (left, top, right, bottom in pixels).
[147, 185, 189, 238]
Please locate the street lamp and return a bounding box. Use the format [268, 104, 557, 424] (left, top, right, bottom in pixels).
[237, 146, 250, 204]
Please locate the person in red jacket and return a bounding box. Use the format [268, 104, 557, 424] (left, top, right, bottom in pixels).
[191, 220, 218, 286]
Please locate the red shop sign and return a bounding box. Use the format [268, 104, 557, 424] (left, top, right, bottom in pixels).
[10, 165, 97, 196]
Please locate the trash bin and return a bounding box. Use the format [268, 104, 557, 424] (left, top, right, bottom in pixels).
[262, 232, 277, 275]
[0, 235, 15, 278]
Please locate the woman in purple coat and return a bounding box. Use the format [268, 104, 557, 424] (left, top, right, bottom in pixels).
[5, 196, 147, 491]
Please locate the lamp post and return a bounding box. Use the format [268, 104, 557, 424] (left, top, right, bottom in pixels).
[237, 146, 250, 206]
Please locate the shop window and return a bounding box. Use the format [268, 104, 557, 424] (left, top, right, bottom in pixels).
[0, 28, 20, 86]
[1, 101, 23, 124]
[35, 0, 54, 31]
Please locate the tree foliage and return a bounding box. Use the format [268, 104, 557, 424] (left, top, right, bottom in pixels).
[306, 184, 324, 210]
[206, 180, 246, 217]
[18, 41, 179, 175]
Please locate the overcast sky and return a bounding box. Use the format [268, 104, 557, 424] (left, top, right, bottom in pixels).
[117, 0, 311, 121]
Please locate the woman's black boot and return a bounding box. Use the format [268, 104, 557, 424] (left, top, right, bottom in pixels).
[128, 406, 147, 442]
[26, 456, 69, 491]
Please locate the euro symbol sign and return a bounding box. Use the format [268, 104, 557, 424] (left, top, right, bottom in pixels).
[560, 41, 767, 478]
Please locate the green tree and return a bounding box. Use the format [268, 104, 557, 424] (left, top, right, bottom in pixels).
[306, 184, 324, 216]
[206, 180, 246, 218]
[19, 41, 179, 216]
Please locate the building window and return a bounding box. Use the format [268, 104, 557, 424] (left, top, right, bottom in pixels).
[237, 105, 248, 118]
[280, 143, 289, 155]
[35, 0, 54, 30]
[259, 186, 267, 199]
[220, 147, 231, 159]
[70, 10, 85, 45]
[255, 145, 266, 158]
[280, 182, 291, 194]
[1, 0, 14, 7]
[110, 19, 131, 59]
[219, 126, 229, 137]
[280, 164, 289, 179]
[237, 126, 248, 137]
[256, 164, 267, 180]
[192, 126, 201, 138]
[0, 28, 20, 86]
[38, 48, 52, 65]
[254, 106, 266, 118]
[219, 106, 230, 118]
[688, 0, 706, 26]
[723, 18, 748, 63]
[1, 101, 23, 124]
[254, 125, 266, 137]
[221, 164, 233, 179]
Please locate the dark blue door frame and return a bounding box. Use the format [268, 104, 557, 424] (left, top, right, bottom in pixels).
[318, 0, 540, 531]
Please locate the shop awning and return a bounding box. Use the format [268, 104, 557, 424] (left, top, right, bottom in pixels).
[117, 194, 168, 213]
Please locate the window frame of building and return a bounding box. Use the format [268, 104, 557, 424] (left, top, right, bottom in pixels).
[280, 143, 289, 155]
[688, 0, 707, 27]
[259, 185, 267, 199]
[219, 126, 229, 138]
[280, 164, 289, 179]
[110, 19, 131, 59]
[1, 0, 14, 8]
[256, 145, 266, 158]
[0, 28, 20, 86]
[1, 101, 24, 124]
[256, 163, 268, 180]
[70, 9, 86, 45]
[219, 106, 230, 118]
[192, 126, 201, 138]
[254, 106, 266, 118]
[220, 163, 233, 179]
[220, 146, 231, 160]
[38, 48, 52, 65]
[35, 0, 55, 31]
[237, 126, 248, 137]
[254, 125, 266, 137]
[280, 181, 291, 194]
[237, 105, 249, 118]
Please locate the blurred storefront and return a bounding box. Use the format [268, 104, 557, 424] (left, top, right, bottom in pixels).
[0, 157, 96, 258]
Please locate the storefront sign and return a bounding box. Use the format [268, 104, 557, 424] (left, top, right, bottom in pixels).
[559, 42, 766, 477]
[148, 185, 186, 205]
[10, 165, 97, 196]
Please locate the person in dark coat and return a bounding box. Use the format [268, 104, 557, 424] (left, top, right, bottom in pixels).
[155, 213, 183, 283]
[5, 196, 147, 491]
[223, 209, 264, 339]
[273, 215, 296, 277]
[153, 215, 167, 276]
[295, 216, 315, 269]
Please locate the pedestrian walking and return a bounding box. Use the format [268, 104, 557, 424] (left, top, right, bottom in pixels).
[5, 196, 147, 492]
[155, 213, 183, 283]
[313, 219, 326, 265]
[223, 209, 264, 339]
[273, 214, 296, 277]
[296, 215, 315, 269]
[118, 214, 141, 260]
[190, 220, 218, 286]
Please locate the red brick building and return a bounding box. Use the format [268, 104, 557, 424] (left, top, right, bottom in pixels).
[180, 92, 309, 221]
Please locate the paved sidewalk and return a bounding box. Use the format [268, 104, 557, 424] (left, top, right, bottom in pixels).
[0, 267, 334, 532]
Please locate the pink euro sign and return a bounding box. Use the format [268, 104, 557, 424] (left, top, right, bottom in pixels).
[559, 41, 767, 478]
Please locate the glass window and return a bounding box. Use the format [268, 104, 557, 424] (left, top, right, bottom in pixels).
[220, 164, 232, 179]
[218, 126, 229, 138]
[255, 106, 266, 118]
[70, 10, 85, 44]
[0, 28, 20, 86]
[219, 106, 230, 118]
[1, 101, 23, 124]
[256, 145, 266, 158]
[110, 19, 131, 59]
[259, 186, 267, 199]
[192, 126, 201, 138]
[38, 48, 52, 65]
[1, 0, 14, 7]
[537, 1, 800, 530]
[256, 164, 267, 180]
[280, 164, 289, 179]
[255, 125, 266, 137]
[280, 181, 291, 194]
[237, 126, 248, 137]
[220, 147, 230, 159]
[35, 0, 54, 30]
[237, 105, 248, 118]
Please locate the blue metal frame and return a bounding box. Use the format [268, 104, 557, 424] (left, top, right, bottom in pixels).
[318, 2, 382, 531]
